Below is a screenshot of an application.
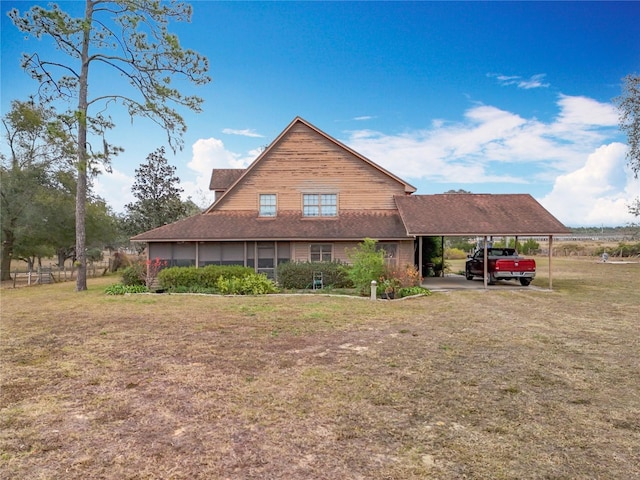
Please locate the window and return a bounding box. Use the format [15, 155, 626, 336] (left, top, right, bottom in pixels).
[377, 243, 398, 264]
[259, 194, 276, 217]
[310, 244, 332, 262]
[303, 193, 337, 217]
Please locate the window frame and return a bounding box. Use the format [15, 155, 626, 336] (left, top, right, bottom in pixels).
[302, 193, 337, 217]
[310, 244, 333, 262]
[259, 193, 277, 217]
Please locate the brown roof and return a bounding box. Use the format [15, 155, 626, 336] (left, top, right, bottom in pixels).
[395, 194, 570, 236]
[131, 210, 409, 242]
[209, 169, 246, 191]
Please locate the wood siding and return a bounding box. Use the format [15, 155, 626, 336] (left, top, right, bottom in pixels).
[215, 122, 408, 212]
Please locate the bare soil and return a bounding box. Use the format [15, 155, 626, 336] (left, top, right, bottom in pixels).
[1, 257, 639, 479]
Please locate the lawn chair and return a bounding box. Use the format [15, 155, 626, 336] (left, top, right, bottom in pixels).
[312, 272, 323, 290]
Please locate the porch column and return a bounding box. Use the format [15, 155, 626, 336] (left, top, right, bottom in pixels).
[418, 236, 423, 280]
[549, 235, 554, 290]
[483, 235, 488, 289]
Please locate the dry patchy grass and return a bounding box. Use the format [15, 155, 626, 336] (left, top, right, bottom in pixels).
[1, 259, 639, 479]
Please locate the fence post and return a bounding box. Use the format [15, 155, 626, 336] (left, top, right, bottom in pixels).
[370, 280, 377, 301]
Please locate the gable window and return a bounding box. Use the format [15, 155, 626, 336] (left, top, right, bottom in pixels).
[259, 194, 277, 217]
[303, 194, 337, 217]
[310, 244, 333, 262]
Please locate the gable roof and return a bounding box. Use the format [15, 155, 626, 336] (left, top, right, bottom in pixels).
[131, 210, 409, 242]
[395, 194, 571, 236]
[205, 116, 416, 213]
[209, 169, 245, 192]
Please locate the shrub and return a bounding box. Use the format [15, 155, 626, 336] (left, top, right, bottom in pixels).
[110, 251, 131, 272]
[447, 238, 474, 253]
[445, 247, 468, 260]
[276, 261, 352, 289]
[216, 273, 278, 295]
[158, 265, 255, 290]
[520, 239, 540, 255]
[397, 286, 432, 298]
[121, 263, 146, 286]
[104, 283, 149, 295]
[346, 238, 386, 295]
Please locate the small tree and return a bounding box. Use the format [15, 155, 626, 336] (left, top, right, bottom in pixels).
[346, 238, 385, 296]
[124, 147, 187, 234]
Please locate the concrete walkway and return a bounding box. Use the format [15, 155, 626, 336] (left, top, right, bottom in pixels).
[422, 274, 545, 292]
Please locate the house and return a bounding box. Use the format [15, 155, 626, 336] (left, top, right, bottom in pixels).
[132, 117, 570, 283]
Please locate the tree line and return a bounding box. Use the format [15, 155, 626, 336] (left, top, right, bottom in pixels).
[1, 100, 200, 281]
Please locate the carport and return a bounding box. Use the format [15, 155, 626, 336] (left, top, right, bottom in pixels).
[395, 194, 572, 289]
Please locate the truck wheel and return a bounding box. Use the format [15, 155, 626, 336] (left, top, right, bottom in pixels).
[519, 278, 532, 286]
[465, 267, 474, 280]
[488, 274, 496, 285]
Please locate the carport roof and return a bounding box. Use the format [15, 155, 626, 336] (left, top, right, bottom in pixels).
[395, 193, 571, 236]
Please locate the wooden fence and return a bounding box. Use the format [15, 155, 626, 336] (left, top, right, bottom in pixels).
[8, 262, 110, 288]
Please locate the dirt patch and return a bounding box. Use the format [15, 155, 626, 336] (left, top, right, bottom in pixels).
[1, 260, 639, 479]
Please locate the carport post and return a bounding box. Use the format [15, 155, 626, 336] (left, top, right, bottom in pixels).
[549, 235, 553, 290]
[483, 235, 488, 289]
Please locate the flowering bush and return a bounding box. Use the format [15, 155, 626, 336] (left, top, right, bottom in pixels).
[380, 263, 421, 290]
[145, 257, 167, 288]
[120, 257, 168, 288]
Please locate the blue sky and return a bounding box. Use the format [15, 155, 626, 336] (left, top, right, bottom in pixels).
[2, 1, 639, 226]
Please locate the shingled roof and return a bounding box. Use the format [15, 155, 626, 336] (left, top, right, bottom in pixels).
[395, 194, 570, 236]
[131, 210, 409, 242]
[209, 169, 245, 192]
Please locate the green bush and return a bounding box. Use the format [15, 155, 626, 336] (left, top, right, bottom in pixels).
[444, 247, 468, 260]
[447, 238, 474, 253]
[158, 265, 255, 290]
[121, 263, 145, 286]
[520, 239, 540, 255]
[216, 273, 278, 295]
[397, 286, 432, 298]
[104, 283, 149, 295]
[346, 238, 385, 296]
[595, 242, 640, 258]
[276, 261, 352, 289]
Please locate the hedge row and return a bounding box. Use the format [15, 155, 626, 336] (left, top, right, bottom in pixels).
[157, 265, 255, 290]
[276, 261, 353, 289]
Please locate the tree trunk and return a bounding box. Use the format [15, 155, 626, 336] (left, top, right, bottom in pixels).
[0, 231, 14, 281]
[75, 0, 93, 291]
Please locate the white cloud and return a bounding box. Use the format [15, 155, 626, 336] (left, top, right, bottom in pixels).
[555, 94, 618, 127]
[222, 128, 264, 138]
[540, 143, 638, 226]
[182, 137, 259, 208]
[92, 165, 134, 214]
[353, 115, 376, 121]
[489, 73, 550, 89]
[345, 95, 622, 186]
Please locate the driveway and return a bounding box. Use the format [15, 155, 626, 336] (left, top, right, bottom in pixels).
[422, 274, 545, 292]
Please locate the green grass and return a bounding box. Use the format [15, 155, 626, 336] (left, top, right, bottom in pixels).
[1, 258, 639, 479]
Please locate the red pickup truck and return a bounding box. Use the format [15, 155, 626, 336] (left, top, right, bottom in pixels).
[465, 247, 536, 286]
